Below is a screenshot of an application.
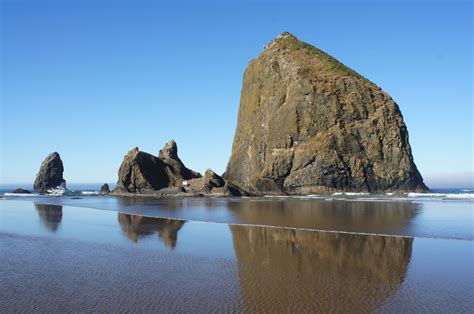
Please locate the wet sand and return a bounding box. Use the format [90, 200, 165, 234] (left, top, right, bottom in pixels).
[0, 200, 473, 312]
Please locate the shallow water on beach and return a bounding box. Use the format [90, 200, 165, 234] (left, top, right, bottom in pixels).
[1, 199, 473, 312]
[2, 195, 472, 239]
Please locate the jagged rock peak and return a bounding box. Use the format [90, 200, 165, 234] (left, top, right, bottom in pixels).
[159, 140, 179, 160]
[115, 141, 201, 193]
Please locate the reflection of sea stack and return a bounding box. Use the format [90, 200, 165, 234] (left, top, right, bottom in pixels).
[35, 204, 63, 232]
[230, 225, 412, 312]
[227, 199, 420, 233]
[117, 213, 185, 248]
[225, 32, 428, 194]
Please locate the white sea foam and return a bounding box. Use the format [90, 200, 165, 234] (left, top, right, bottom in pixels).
[4, 193, 40, 197]
[81, 191, 100, 196]
[407, 192, 474, 199]
[332, 192, 370, 196]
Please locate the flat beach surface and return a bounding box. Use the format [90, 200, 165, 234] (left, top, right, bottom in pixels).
[1, 199, 473, 312]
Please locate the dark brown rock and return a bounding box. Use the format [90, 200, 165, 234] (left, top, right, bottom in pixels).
[225, 32, 428, 194]
[223, 181, 251, 197]
[33, 152, 66, 193]
[115, 141, 201, 193]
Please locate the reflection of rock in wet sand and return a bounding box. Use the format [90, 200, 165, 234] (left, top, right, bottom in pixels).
[230, 225, 413, 312]
[35, 204, 63, 232]
[228, 200, 420, 234]
[118, 213, 185, 248]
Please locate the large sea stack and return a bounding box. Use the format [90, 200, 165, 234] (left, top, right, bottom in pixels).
[115, 140, 201, 193]
[33, 152, 66, 193]
[225, 32, 428, 194]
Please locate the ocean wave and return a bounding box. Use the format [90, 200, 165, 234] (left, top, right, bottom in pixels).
[81, 191, 100, 196]
[408, 193, 474, 199]
[332, 192, 370, 196]
[3, 193, 40, 197]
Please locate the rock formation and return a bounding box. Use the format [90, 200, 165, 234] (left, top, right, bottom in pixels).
[100, 183, 110, 194]
[225, 32, 428, 194]
[115, 141, 201, 193]
[185, 169, 225, 193]
[33, 152, 66, 193]
[12, 188, 31, 194]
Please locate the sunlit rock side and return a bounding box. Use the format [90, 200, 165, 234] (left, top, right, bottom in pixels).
[115, 140, 201, 193]
[33, 152, 66, 193]
[34, 204, 63, 232]
[230, 225, 413, 312]
[117, 213, 185, 248]
[225, 32, 428, 194]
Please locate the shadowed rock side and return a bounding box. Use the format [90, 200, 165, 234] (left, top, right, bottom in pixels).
[117, 213, 185, 248]
[225, 32, 428, 194]
[230, 225, 413, 312]
[115, 140, 201, 193]
[35, 204, 63, 232]
[33, 152, 66, 193]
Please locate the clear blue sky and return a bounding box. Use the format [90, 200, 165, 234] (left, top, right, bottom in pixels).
[1, 0, 472, 187]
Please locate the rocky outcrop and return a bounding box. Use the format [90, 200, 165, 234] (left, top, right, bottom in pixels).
[12, 188, 31, 194]
[185, 169, 225, 193]
[225, 32, 428, 194]
[115, 141, 201, 193]
[100, 183, 110, 194]
[33, 152, 66, 193]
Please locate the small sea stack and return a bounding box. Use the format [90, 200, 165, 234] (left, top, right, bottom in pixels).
[33, 152, 66, 193]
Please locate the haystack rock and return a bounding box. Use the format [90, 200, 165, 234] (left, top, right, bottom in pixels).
[225, 32, 428, 194]
[33, 152, 66, 193]
[115, 140, 201, 193]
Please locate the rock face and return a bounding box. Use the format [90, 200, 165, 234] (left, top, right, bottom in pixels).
[225, 32, 428, 194]
[33, 152, 66, 193]
[116, 141, 201, 193]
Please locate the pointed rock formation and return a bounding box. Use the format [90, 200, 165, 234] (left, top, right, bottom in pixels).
[33, 152, 66, 193]
[115, 141, 201, 193]
[225, 32, 428, 194]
